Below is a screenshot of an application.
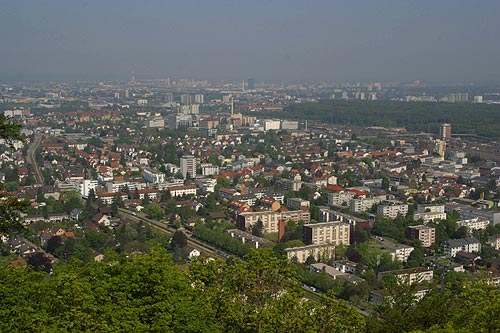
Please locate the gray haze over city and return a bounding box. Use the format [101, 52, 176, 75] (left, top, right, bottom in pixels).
[1, 0, 500, 83]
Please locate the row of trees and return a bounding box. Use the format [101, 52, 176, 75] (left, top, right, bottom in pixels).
[192, 224, 251, 257]
[273, 100, 500, 139]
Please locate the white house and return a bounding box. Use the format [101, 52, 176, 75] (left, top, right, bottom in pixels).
[188, 248, 201, 260]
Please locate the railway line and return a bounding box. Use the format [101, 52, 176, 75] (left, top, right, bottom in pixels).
[117, 208, 228, 260]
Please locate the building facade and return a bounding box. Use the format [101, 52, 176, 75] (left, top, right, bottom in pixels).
[303, 221, 350, 246]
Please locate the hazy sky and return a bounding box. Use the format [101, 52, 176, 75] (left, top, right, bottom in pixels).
[1, 0, 499, 83]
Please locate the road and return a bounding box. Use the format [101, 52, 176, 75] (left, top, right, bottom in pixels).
[27, 134, 43, 185]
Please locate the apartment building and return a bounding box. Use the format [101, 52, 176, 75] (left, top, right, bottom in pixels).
[458, 207, 500, 225]
[350, 198, 376, 213]
[488, 234, 500, 250]
[287, 197, 310, 210]
[167, 184, 197, 197]
[406, 225, 436, 247]
[458, 218, 490, 231]
[143, 168, 166, 184]
[378, 267, 434, 284]
[180, 155, 196, 179]
[237, 210, 310, 234]
[377, 201, 408, 219]
[388, 244, 414, 263]
[328, 191, 355, 206]
[303, 221, 350, 246]
[285, 244, 336, 264]
[318, 207, 370, 229]
[413, 204, 447, 223]
[444, 237, 481, 257]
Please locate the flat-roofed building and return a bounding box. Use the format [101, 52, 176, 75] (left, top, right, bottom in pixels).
[378, 267, 434, 284]
[406, 225, 436, 247]
[458, 218, 490, 231]
[285, 244, 336, 264]
[237, 210, 310, 234]
[377, 201, 408, 219]
[303, 221, 350, 246]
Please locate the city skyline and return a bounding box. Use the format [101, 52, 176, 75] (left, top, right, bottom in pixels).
[1, 1, 500, 83]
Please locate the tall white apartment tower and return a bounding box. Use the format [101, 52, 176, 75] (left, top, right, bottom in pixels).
[180, 155, 196, 179]
[194, 94, 204, 104]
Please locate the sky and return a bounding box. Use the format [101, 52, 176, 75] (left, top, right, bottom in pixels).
[1, 0, 500, 83]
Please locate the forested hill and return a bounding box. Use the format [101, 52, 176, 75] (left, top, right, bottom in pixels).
[272, 101, 500, 138]
[0, 249, 364, 332]
[2, 248, 500, 332]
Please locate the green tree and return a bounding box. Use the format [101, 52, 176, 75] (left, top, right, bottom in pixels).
[143, 204, 164, 220]
[252, 220, 264, 237]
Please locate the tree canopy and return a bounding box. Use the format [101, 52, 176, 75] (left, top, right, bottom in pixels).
[0, 248, 365, 332]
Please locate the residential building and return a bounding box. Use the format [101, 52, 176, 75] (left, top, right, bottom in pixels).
[328, 191, 355, 206]
[281, 120, 299, 130]
[318, 208, 370, 229]
[488, 234, 500, 250]
[143, 169, 166, 184]
[414, 205, 447, 222]
[166, 113, 192, 129]
[167, 184, 197, 197]
[285, 244, 336, 264]
[350, 198, 376, 213]
[459, 207, 500, 225]
[332, 260, 367, 275]
[226, 229, 272, 249]
[303, 221, 350, 246]
[377, 202, 408, 219]
[194, 94, 204, 104]
[145, 116, 164, 128]
[236, 210, 310, 234]
[96, 192, 128, 205]
[180, 155, 196, 179]
[458, 218, 490, 231]
[406, 225, 436, 247]
[287, 197, 310, 210]
[387, 244, 414, 263]
[180, 94, 192, 105]
[263, 119, 281, 131]
[378, 267, 434, 284]
[440, 123, 452, 139]
[444, 237, 481, 257]
[196, 178, 217, 193]
[77, 179, 98, 198]
[258, 197, 281, 211]
[200, 163, 219, 176]
[310, 263, 365, 284]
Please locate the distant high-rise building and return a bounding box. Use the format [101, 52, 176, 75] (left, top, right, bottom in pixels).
[440, 123, 452, 139]
[124, 89, 129, 98]
[474, 96, 483, 103]
[165, 93, 174, 103]
[247, 78, 254, 90]
[443, 93, 469, 103]
[114, 92, 120, 100]
[194, 94, 204, 104]
[434, 139, 447, 157]
[181, 94, 192, 105]
[180, 155, 196, 179]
